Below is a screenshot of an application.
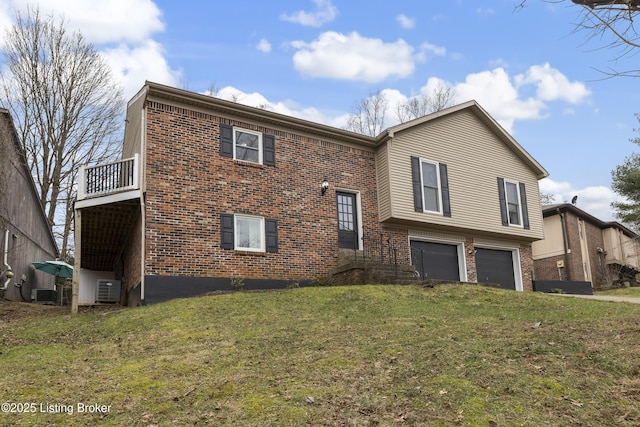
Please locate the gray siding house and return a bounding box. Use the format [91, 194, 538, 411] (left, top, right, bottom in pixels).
[0, 109, 58, 302]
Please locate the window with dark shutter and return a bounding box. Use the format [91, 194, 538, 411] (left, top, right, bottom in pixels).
[498, 178, 529, 228]
[497, 177, 509, 226]
[439, 163, 451, 217]
[411, 156, 423, 212]
[519, 182, 529, 229]
[219, 124, 233, 158]
[220, 214, 234, 249]
[263, 134, 275, 166]
[266, 219, 278, 252]
[411, 156, 450, 216]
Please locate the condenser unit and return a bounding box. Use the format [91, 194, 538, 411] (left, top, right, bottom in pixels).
[31, 288, 57, 304]
[96, 279, 120, 303]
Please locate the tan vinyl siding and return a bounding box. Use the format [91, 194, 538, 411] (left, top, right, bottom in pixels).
[532, 215, 565, 259]
[122, 89, 146, 159]
[383, 109, 543, 240]
[376, 143, 392, 220]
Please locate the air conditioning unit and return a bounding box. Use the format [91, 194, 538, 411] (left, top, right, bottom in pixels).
[96, 279, 121, 303]
[31, 288, 57, 304]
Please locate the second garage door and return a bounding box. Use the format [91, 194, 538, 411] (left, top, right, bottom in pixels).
[475, 248, 517, 290]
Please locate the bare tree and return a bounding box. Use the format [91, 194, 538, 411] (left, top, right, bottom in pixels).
[518, 1, 640, 77]
[396, 82, 456, 123]
[0, 6, 124, 259]
[344, 90, 388, 136]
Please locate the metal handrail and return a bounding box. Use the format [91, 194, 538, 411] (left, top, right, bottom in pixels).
[77, 154, 139, 199]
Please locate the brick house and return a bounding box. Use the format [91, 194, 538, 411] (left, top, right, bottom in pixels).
[72, 82, 548, 309]
[532, 203, 640, 290]
[1, 109, 58, 302]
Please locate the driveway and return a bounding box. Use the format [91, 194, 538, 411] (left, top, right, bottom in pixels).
[550, 294, 640, 304]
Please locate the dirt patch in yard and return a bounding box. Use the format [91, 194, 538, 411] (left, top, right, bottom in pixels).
[0, 300, 68, 322]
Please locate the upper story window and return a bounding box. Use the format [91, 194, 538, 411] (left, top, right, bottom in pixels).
[498, 177, 529, 229]
[504, 180, 522, 226]
[219, 123, 276, 166]
[410, 156, 451, 217]
[421, 160, 442, 213]
[234, 128, 262, 164]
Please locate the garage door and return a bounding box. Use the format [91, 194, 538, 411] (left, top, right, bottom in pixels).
[410, 241, 460, 281]
[475, 248, 516, 290]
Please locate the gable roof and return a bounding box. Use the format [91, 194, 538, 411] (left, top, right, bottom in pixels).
[142, 81, 378, 149]
[543, 203, 638, 238]
[377, 100, 549, 180]
[141, 82, 548, 179]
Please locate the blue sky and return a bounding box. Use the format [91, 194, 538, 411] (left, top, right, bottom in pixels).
[1, 0, 638, 221]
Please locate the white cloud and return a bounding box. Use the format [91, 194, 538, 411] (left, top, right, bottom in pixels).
[102, 40, 181, 99]
[539, 178, 622, 222]
[280, 0, 337, 27]
[414, 41, 446, 63]
[0, 0, 180, 100]
[450, 67, 546, 132]
[214, 85, 345, 127]
[430, 64, 590, 133]
[256, 39, 271, 53]
[396, 14, 415, 29]
[5, 0, 164, 43]
[515, 63, 590, 104]
[291, 31, 416, 83]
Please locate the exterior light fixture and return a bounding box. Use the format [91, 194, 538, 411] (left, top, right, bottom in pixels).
[321, 178, 329, 196]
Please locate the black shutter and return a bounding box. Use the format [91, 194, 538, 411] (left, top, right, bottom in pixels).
[220, 124, 233, 158]
[266, 219, 278, 252]
[497, 177, 508, 226]
[519, 182, 530, 229]
[220, 214, 234, 249]
[263, 134, 275, 166]
[411, 156, 423, 212]
[439, 163, 451, 217]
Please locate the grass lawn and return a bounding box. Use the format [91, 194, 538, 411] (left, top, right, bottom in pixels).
[597, 286, 640, 298]
[1, 284, 640, 426]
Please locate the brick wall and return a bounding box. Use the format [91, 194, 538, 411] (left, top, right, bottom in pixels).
[143, 102, 383, 283]
[519, 243, 534, 291]
[533, 210, 610, 289]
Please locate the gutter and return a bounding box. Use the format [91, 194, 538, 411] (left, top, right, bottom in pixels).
[557, 208, 571, 281]
[2, 229, 13, 290]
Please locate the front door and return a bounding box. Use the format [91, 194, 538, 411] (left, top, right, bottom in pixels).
[336, 192, 358, 250]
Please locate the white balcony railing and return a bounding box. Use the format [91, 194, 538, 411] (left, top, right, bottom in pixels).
[77, 154, 139, 200]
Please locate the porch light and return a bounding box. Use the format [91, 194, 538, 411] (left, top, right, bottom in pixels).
[321, 178, 329, 196]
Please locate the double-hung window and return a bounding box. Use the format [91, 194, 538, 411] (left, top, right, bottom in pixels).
[410, 156, 451, 216]
[497, 177, 529, 229]
[220, 214, 278, 252]
[234, 129, 262, 164]
[235, 215, 264, 251]
[219, 124, 276, 166]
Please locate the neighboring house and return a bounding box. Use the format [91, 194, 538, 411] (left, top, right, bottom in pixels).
[0, 109, 58, 301]
[532, 203, 640, 290]
[72, 81, 548, 308]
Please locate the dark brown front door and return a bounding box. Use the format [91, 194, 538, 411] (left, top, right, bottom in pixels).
[336, 192, 358, 250]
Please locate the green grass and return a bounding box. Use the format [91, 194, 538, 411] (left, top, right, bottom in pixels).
[2, 284, 640, 426]
[597, 286, 640, 297]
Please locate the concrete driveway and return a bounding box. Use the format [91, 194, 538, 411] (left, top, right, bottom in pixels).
[550, 294, 640, 304]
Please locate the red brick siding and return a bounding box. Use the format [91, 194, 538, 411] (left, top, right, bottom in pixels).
[143, 102, 382, 282]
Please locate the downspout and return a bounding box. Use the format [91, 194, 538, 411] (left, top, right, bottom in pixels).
[557, 208, 571, 281]
[2, 229, 13, 290]
[140, 194, 145, 305]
